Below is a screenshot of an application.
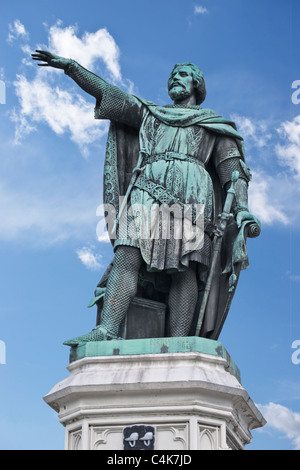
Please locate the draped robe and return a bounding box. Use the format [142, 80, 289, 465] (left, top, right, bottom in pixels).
[94, 93, 253, 338]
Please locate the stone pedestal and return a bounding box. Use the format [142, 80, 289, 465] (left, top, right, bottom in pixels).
[44, 337, 265, 450]
[120, 297, 166, 339]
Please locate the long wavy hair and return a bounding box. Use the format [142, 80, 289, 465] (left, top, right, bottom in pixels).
[168, 62, 206, 105]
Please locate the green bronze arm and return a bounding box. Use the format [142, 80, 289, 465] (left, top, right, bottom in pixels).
[31, 50, 107, 101]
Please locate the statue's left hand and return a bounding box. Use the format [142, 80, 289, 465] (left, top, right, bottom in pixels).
[236, 210, 261, 229]
[31, 50, 70, 70]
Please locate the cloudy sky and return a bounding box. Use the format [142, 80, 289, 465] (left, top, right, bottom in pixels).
[1, 0, 300, 450]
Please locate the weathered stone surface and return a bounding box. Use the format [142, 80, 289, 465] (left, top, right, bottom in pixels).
[44, 338, 265, 450]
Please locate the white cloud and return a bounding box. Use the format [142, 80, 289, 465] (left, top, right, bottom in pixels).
[228, 114, 300, 226]
[10, 20, 127, 156]
[276, 115, 300, 179]
[7, 19, 29, 43]
[47, 21, 122, 82]
[248, 170, 289, 225]
[257, 402, 300, 450]
[76, 245, 103, 271]
[194, 5, 209, 15]
[12, 72, 108, 157]
[231, 114, 272, 148]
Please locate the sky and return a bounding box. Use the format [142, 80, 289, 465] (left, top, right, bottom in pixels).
[0, 0, 300, 450]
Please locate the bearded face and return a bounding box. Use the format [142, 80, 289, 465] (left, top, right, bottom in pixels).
[168, 65, 195, 102]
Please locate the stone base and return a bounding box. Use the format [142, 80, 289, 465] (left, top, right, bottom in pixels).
[44, 337, 265, 450]
[120, 297, 166, 339]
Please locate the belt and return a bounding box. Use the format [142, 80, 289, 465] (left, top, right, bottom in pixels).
[142, 152, 204, 167]
[133, 173, 214, 236]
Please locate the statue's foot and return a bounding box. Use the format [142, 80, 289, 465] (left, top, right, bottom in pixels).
[63, 325, 121, 346]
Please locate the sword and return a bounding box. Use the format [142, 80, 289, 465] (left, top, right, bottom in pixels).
[195, 170, 240, 337]
[211, 219, 261, 340]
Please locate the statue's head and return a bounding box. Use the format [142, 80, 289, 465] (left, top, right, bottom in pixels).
[168, 62, 206, 105]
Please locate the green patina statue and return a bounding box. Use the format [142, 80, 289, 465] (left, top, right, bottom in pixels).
[32, 50, 260, 345]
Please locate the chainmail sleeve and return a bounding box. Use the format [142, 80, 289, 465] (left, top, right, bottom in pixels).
[64, 59, 106, 99]
[212, 135, 251, 188]
[64, 60, 145, 128]
[213, 135, 252, 214]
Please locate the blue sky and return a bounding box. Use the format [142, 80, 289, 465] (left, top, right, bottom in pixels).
[0, 0, 300, 450]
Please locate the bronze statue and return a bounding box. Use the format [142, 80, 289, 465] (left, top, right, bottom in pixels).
[32, 51, 260, 345]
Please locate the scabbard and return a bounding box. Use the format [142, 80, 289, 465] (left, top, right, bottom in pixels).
[195, 171, 239, 336]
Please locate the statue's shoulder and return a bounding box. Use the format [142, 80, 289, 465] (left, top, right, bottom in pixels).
[133, 96, 157, 107]
[197, 107, 221, 120]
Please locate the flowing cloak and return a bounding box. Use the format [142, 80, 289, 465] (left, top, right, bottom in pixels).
[94, 98, 255, 340]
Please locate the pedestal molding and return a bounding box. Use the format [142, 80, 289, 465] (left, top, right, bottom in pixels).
[44, 338, 265, 450]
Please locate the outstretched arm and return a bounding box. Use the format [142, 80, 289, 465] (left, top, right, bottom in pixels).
[31, 50, 106, 100]
[31, 50, 69, 69]
[31, 50, 144, 127]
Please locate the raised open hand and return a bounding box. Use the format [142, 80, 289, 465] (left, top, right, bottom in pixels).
[31, 50, 70, 70]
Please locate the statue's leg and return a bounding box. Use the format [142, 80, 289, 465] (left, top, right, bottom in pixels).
[168, 265, 198, 337]
[63, 246, 143, 345]
[100, 245, 143, 336]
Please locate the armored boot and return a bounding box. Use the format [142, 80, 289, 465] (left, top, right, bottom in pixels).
[63, 325, 122, 346]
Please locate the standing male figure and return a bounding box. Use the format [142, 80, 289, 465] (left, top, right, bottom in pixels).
[32, 51, 259, 344]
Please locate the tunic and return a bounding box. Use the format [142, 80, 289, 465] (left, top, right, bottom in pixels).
[96, 92, 242, 272]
